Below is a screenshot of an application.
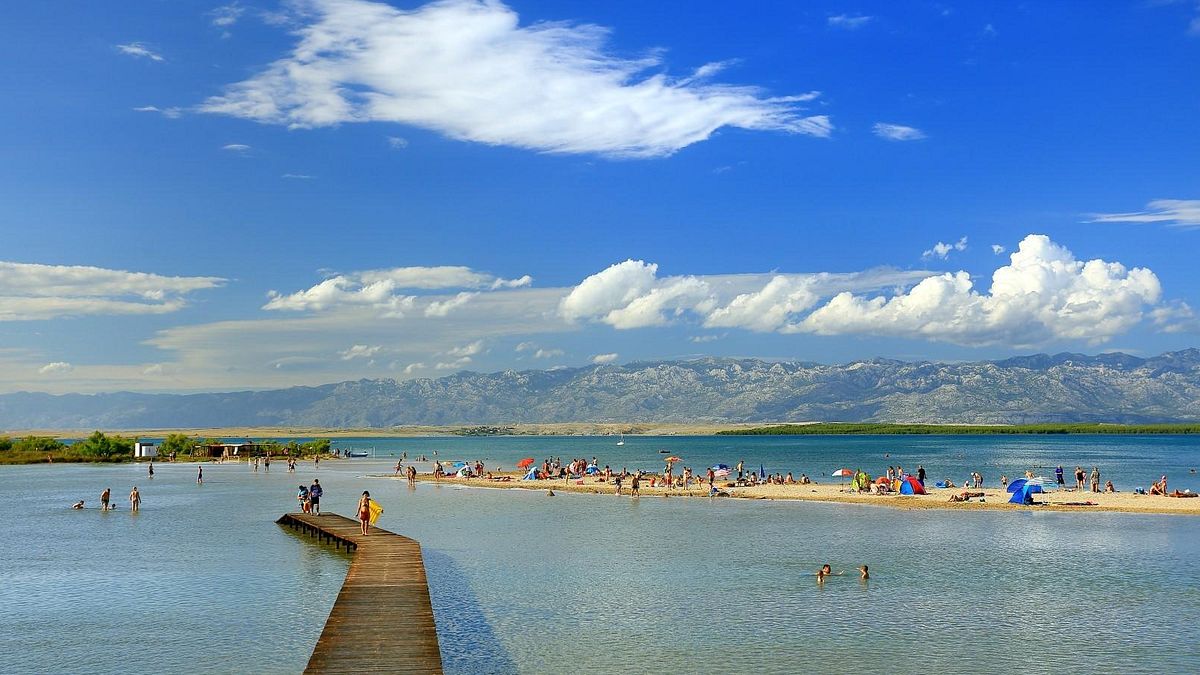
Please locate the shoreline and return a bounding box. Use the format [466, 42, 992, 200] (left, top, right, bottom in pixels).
[392, 472, 1200, 516]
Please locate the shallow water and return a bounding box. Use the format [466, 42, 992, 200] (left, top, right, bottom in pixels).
[2, 436, 1198, 673]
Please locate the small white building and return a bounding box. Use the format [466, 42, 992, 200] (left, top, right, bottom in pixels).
[133, 441, 158, 459]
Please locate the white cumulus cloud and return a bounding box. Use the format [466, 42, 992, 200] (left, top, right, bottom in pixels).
[991, 244, 1006, 255]
[923, 236, 968, 260]
[798, 234, 1163, 347]
[591, 352, 619, 364]
[445, 340, 484, 358]
[199, 0, 831, 157]
[534, 348, 564, 359]
[1087, 199, 1200, 229]
[873, 122, 926, 141]
[0, 261, 224, 321]
[425, 291, 477, 317]
[38, 362, 74, 375]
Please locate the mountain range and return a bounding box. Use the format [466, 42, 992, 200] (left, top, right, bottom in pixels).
[3, 349, 1199, 429]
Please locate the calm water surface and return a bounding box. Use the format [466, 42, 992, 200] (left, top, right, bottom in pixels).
[2, 435, 1198, 674]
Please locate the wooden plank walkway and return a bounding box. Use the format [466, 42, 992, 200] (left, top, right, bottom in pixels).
[277, 513, 444, 674]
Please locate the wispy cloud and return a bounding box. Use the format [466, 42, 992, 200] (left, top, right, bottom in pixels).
[991, 244, 1006, 255]
[281, 173, 314, 179]
[827, 14, 874, 29]
[534, 348, 564, 359]
[211, 2, 246, 28]
[222, 143, 251, 152]
[116, 42, 164, 62]
[387, 136, 409, 150]
[873, 122, 926, 141]
[339, 344, 382, 360]
[591, 352, 618, 364]
[133, 105, 183, 118]
[0, 261, 224, 321]
[200, 0, 831, 158]
[923, 236, 968, 260]
[1086, 199, 1200, 229]
[265, 266, 530, 315]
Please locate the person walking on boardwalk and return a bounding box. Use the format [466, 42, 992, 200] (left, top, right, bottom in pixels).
[100, 488, 111, 511]
[309, 479, 323, 515]
[129, 486, 141, 513]
[357, 491, 372, 535]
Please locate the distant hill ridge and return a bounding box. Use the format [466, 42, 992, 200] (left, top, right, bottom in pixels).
[2, 349, 1199, 428]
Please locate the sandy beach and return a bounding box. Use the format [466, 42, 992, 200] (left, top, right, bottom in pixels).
[400, 471, 1200, 516]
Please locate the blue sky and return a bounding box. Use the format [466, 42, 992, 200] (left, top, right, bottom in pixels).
[1, 0, 1198, 393]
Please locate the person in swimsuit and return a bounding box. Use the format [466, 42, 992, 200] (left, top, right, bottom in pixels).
[129, 487, 141, 513]
[71, 500, 84, 509]
[357, 491, 372, 535]
[858, 565, 869, 580]
[197, 466, 203, 484]
[100, 488, 111, 511]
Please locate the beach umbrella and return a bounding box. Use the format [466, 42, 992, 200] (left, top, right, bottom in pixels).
[832, 467, 853, 485]
[713, 468, 730, 478]
[517, 457, 535, 469]
[711, 464, 730, 471]
[665, 456, 683, 463]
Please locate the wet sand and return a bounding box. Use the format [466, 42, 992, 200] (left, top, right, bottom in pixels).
[398, 472, 1200, 516]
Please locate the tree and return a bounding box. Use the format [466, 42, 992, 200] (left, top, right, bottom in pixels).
[160, 433, 196, 457]
[74, 431, 133, 459]
[14, 436, 65, 453]
[0, 437, 12, 452]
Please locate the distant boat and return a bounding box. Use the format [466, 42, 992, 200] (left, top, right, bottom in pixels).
[346, 450, 369, 458]
[616, 434, 625, 446]
[659, 449, 670, 454]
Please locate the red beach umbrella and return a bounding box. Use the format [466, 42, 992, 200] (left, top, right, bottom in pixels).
[517, 457, 535, 469]
[831, 468, 854, 477]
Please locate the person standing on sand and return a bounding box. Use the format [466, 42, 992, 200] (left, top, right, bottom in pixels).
[1074, 466, 1085, 490]
[1090, 466, 1101, 493]
[631, 472, 640, 497]
[129, 487, 140, 513]
[1055, 465, 1064, 488]
[736, 460, 744, 481]
[100, 488, 111, 511]
[917, 465, 926, 486]
[357, 491, 372, 535]
[707, 467, 715, 489]
[310, 479, 323, 515]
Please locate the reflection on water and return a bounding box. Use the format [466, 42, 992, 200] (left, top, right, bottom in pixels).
[1, 435, 1198, 673]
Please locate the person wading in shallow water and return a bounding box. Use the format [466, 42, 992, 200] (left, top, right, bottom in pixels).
[129, 487, 141, 513]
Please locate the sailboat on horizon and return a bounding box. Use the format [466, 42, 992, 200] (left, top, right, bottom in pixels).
[616, 434, 625, 446]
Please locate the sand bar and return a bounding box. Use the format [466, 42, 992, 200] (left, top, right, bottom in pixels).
[399, 472, 1200, 516]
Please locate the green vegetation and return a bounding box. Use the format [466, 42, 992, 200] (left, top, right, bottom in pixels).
[0, 433, 131, 464]
[719, 422, 1200, 436]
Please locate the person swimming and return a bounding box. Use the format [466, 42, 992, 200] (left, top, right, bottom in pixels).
[816, 564, 845, 580]
[858, 565, 869, 580]
[71, 500, 84, 509]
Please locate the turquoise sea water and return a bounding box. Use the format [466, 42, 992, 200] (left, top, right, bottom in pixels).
[2, 435, 1198, 674]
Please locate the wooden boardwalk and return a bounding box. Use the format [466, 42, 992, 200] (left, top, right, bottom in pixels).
[277, 513, 443, 674]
